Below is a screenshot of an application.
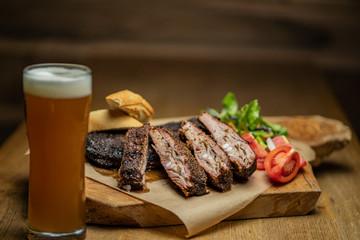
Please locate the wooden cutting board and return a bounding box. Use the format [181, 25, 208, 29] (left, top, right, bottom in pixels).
[85, 164, 320, 227]
[84, 115, 327, 227]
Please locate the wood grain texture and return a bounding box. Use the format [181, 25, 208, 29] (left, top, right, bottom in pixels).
[1, 89, 360, 239]
[0, 45, 359, 239]
[0, 124, 29, 240]
[265, 115, 352, 166]
[0, 0, 359, 70]
[84, 190, 342, 240]
[85, 115, 326, 228]
[0, 0, 358, 237]
[230, 165, 320, 220]
[85, 164, 320, 227]
[86, 178, 182, 227]
[1, 0, 360, 146]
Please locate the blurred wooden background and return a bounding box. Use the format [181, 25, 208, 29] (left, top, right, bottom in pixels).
[0, 0, 359, 144]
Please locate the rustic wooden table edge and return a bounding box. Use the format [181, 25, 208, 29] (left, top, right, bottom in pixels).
[2, 121, 359, 239]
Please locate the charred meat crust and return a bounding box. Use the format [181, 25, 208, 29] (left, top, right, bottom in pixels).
[118, 124, 150, 191]
[146, 138, 162, 169]
[198, 112, 256, 179]
[158, 117, 209, 136]
[180, 121, 233, 191]
[149, 127, 208, 197]
[85, 131, 161, 170]
[233, 158, 257, 181]
[86, 131, 126, 169]
[85, 118, 204, 170]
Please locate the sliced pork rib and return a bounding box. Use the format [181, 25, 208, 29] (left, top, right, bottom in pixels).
[198, 112, 256, 179]
[85, 118, 205, 171]
[149, 127, 208, 197]
[118, 124, 150, 191]
[86, 130, 161, 170]
[181, 121, 233, 191]
[86, 131, 126, 169]
[157, 117, 208, 134]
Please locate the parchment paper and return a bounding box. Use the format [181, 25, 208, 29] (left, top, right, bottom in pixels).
[85, 163, 272, 237]
[24, 135, 313, 237]
[84, 138, 314, 237]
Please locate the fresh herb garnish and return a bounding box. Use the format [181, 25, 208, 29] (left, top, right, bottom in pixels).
[206, 92, 288, 147]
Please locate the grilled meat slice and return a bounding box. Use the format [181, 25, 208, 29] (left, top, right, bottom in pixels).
[181, 121, 233, 191]
[198, 112, 256, 179]
[157, 117, 208, 135]
[86, 131, 126, 169]
[118, 124, 150, 191]
[85, 131, 161, 170]
[146, 138, 162, 169]
[149, 127, 208, 197]
[85, 118, 204, 170]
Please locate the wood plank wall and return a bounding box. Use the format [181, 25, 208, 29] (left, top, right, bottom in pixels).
[0, 0, 359, 143]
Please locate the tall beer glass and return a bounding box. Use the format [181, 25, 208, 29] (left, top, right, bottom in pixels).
[23, 63, 92, 239]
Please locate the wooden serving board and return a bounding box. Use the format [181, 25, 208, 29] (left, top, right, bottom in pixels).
[85, 116, 328, 227]
[85, 164, 321, 227]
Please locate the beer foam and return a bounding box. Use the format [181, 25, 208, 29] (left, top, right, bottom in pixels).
[23, 64, 92, 98]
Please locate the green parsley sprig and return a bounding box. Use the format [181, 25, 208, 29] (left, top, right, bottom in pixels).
[206, 92, 288, 149]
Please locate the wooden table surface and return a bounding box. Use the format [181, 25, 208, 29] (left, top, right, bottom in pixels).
[1, 63, 360, 239]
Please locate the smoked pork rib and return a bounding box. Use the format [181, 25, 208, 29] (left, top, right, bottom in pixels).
[86, 131, 126, 169]
[149, 127, 208, 197]
[198, 112, 256, 179]
[118, 124, 150, 191]
[158, 117, 208, 135]
[181, 121, 233, 191]
[85, 118, 204, 171]
[86, 131, 160, 170]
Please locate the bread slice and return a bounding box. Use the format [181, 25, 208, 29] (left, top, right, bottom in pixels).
[105, 90, 154, 123]
[88, 109, 143, 133]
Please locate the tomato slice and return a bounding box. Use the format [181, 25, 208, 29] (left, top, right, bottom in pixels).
[272, 135, 307, 168]
[257, 158, 265, 170]
[264, 146, 300, 183]
[242, 132, 255, 144]
[299, 155, 307, 168]
[272, 135, 291, 147]
[242, 133, 268, 170]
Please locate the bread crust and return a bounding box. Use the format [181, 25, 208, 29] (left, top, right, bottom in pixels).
[88, 109, 143, 133]
[105, 90, 154, 123]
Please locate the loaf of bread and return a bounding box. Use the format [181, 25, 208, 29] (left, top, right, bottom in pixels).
[88, 109, 143, 133]
[105, 90, 154, 123]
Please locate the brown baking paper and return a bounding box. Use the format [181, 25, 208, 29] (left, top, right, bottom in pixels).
[85, 163, 272, 237]
[25, 135, 313, 237]
[84, 111, 315, 239]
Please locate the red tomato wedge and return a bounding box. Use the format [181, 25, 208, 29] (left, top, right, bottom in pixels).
[272, 135, 291, 147]
[299, 155, 307, 168]
[242, 133, 268, 170]
[257, 158, 265, 170]
[264, 146, 301, 183]
[242, 132, 256, 144]
[272, 136, 307, 168]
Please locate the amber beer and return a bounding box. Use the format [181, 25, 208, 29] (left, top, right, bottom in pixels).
[23, 64, 91, 239]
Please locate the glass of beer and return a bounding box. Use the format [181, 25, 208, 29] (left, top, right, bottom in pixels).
[23, 63, 92, 239]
